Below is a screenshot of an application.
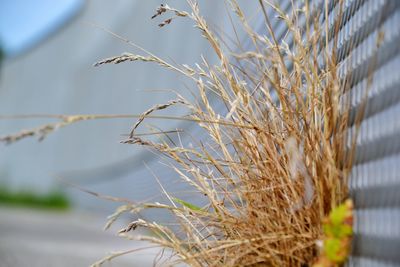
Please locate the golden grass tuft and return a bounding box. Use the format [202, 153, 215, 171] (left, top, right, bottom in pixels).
[93, 1, 354, 266]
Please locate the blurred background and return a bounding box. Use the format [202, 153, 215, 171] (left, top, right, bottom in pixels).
[0, 0, 226, 212]
[0, 1, 259, 266]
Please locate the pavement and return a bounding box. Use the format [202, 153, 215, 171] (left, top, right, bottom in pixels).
[0, 206, 165, 267]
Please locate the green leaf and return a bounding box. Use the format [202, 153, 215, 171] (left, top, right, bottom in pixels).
[324, 238, 343, 262]
[329, 204, 348, 225]
[324, 200, 353, 238]
[172, 197, 203, 211]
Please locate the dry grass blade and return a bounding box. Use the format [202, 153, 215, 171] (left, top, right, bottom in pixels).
[91, 246, 163, 267]
[0, 115, 84, 144]
[0, 113, 255, 144]
[151, 3, 190, 27]
[93, 52, 157, 66]
[129, 99, 188, 138]
[118, 219, 144, 234]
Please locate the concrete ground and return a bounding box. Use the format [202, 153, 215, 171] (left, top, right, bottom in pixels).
[0, 207, 166, 267]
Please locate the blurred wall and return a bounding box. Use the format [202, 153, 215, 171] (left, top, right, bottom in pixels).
[0, 0, 259, 212]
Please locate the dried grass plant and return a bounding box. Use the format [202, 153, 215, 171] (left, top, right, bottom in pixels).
[1, 0, 357, 266]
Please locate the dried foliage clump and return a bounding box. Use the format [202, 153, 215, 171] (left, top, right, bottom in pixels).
[94, 1, 353, 266]
[1, 1, 355, 266]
